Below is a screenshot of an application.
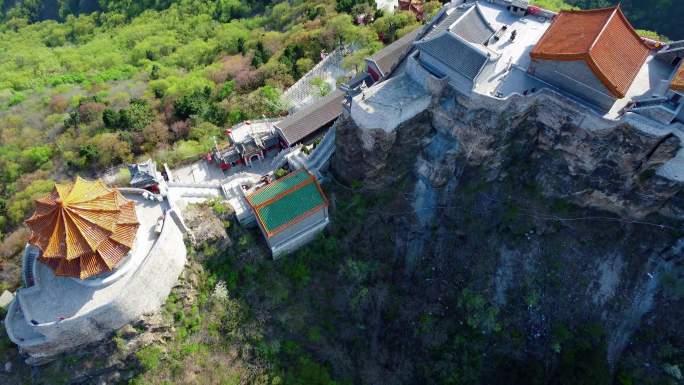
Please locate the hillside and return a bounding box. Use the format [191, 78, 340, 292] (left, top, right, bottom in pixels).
[0, 1, 683, 385]
[531, 0, 682, 40]
[0, 0, 431, 287]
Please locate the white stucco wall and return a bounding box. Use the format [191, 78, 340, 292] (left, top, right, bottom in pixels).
[530, 59, 617, 111]
[267, 207, 328, 248]
[406, 53, 448, 97]
[267, 207, 330, 258]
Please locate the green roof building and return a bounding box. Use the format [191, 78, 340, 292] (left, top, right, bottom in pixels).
[246, 169, 329, 258]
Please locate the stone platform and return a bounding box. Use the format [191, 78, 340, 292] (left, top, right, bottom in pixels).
[4, 193, 187, 362]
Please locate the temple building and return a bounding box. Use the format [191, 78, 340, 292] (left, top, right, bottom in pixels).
[528, 6, 651, 111]
[212, 130, 281, 169]
[128, 158, 162, 192]
[413, 2, 497, 96]
[351, 0, 683, 125]
[4, 177, 186, 362]
[274, 90, 345, 148]
[246, 169, 329, 258]
[366, 28, 421, 84]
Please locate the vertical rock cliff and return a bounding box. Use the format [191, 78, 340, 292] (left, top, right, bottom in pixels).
[331, 88, 684, 384]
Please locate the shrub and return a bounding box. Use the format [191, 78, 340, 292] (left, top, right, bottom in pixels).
[7, 91, 25, 106]
[284, 258, 311, 288]
[78, 102, 105, 123]
[173, 88, 212, 120]
[19, 145, 53, 172]
[136, 345, 164, 371]
[6, 179, 54, 225]
[110, 167, 132, 187]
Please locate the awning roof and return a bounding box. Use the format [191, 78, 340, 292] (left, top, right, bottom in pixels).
[369, 28, 421, 77]
[275, 89, 344, 145]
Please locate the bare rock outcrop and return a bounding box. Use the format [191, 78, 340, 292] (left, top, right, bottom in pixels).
[335, 88, 684, 219]
[181, 203, 231, 249]
[333, 110, 434, 191]
[331, 86, 684, 376]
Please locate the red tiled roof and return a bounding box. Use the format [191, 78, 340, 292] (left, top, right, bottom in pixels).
[530, 6, 650, 98]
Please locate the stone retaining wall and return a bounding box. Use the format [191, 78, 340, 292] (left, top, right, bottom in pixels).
[5, 210, 187, 360]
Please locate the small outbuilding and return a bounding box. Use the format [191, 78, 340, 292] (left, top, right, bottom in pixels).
[128, 159, 162, 192]
[366, 28, 421, 83]
[413, 3, 496, 95]
[246, 169, 329, 258]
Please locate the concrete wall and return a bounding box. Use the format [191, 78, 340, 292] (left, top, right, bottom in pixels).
[6, 210, 187, 360]
[530, 59, 617, 111]
[419, 52, 476, 96]
[266, 207, 329, 258]
[406, 52, 448, 97]
[350, 75, 432, 134]
[633, 104, 677, 125]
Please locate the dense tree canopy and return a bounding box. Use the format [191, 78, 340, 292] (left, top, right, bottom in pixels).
[532, 0, 682, 40]
[0, 0, 420, 241]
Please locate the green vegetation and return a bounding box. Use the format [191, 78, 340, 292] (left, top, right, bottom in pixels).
[530, 0, 579, 11]
[126, 211, 345, 384]
[0, 0, 424, 246]
[530, 0, 681, 40]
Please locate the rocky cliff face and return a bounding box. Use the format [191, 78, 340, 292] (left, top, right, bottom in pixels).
[336, 89, 684, 219]
[332, 88, 684, 383]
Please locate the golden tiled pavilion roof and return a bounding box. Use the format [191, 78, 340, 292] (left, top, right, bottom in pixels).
[25, 177, 140, 279]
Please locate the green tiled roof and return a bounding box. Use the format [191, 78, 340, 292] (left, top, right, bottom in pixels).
[247, 170, 311, 206]
[247, 170, 327, 235]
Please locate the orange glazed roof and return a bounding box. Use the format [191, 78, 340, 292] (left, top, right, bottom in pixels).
[530, 6, 651, 98]
[671, 64, 684, 92]
[25, 177, 139, 279]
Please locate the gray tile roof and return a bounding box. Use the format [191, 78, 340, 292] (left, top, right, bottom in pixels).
[237, 138, 260, 156]
[422, 3, 495, 45]
[275, 89, 344, 145]
[416, 32, 489, 80]
[424, 4, 471, 40]
[369, 28, 422, 77]
[455, 4, 496, 44]
[217, 147, 240, 163]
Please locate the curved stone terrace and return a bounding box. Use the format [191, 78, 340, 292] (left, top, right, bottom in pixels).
[11, 193, 163, 326]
